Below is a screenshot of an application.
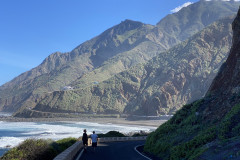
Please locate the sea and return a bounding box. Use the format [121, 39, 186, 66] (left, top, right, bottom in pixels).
[0, 112, 156, 157]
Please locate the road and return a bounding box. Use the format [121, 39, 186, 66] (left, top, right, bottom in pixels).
[78, 140, 149, 160]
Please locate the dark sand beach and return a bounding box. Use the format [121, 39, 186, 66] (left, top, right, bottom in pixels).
[0, 116, 167, 127]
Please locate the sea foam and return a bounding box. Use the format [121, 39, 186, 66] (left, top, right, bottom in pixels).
[0, 121, 156, 149]
[0, 137, 24, 148]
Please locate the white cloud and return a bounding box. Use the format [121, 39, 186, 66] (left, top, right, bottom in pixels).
[202, 0, 240, 1]
[171, 2, 193, 13]
[170, 0, 240, 13]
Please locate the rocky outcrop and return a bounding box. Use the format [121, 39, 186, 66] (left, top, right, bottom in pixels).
[208, 9, 240, 95]
[144, 7, 240, 160]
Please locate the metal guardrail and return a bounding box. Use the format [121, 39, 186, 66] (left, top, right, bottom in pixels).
[53, 136, 147, 160]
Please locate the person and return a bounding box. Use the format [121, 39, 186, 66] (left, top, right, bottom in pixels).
[82, 129, 88, 151]
[90, 131, 98, 152]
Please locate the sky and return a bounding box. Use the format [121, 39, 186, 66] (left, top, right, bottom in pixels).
[0, 0, 200, 86]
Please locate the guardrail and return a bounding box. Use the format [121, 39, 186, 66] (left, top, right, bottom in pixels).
[98, 136, 147, 142]
[53, 141, 83, 160]
[53, 136, 147, 160]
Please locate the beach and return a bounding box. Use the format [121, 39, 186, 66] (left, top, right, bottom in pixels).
[0, 116, 167, 127]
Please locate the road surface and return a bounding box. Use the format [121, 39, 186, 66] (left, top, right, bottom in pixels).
[78, 140, 149, 160]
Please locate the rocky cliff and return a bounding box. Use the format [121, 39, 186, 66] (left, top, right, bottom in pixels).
[21, 16, 234, 117]
[144, 8, 240, 159]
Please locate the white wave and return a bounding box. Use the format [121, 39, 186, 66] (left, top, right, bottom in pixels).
[73, 121, 156, 134]
[0, 121, 156, 148]
[0, 137, 25, 148]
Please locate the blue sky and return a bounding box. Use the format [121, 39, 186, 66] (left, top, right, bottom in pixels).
[0, 0, 199, 86]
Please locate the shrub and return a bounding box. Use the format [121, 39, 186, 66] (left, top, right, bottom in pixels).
[1, 139, 55, 160]
[219, 104, 240, 139]
[0, 138, 77, 160]
[98, 131, 126, 138]
[170, 127, 217, 160]
[132, 131, 149, 137]
[52, 137, 77, 153]
[144, 99, 207, 159]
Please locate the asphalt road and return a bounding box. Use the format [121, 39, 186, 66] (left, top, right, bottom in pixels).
[78, 140, 149, 160]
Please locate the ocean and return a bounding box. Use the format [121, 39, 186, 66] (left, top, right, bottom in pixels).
[0, 113, 156, 157]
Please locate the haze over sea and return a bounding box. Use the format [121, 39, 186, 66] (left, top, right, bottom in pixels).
[0, 112, 156, 157]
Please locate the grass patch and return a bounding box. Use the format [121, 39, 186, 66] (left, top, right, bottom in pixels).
[98, 131, 126, 138]
[144, 100, 240, 160]
[97, 130, 149, 138]
[0, 138, 77, 160]
[144, 99, 213, 159]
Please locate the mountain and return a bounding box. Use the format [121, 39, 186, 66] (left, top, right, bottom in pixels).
[71, 0, 240, 90]
[125, 16, 235, 116]
[157, 0, 239, 41]
[17, 15, 234, 117]
[0, 0, 239, 115]
[144, 8, 240, 159]
[0, 20, 157, 112]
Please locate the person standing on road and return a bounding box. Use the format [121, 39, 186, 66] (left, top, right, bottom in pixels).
[90, 131, 98, 152]
[82, 129, 88, 151]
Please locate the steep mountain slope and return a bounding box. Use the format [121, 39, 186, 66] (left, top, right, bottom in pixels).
[70, 0, 240, 91]
[125, 16, 234, 116]
[70, 36, 161, 89]
[17, 16, 234, 117]
[0, 0, 239, 113]
[0, 20, 157, 111]
[157, 0, 239, 41]
[144, 9, 240, 159]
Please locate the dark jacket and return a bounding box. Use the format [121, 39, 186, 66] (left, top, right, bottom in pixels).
[82, 132, 88, 143]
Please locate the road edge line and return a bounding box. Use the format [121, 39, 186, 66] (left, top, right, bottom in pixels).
[134, 145, 152, 160]
[75, 149, 84, 160]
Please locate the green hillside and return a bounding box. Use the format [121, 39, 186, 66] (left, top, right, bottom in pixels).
[144, 8, 240, 159]
[0, 20, 157, 112]
[15, 15, 234, 117]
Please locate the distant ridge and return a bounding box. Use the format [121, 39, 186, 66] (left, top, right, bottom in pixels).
[0, 1, 239, 117]
[144, 7, 240, 159]
[19, 16, 234, 117]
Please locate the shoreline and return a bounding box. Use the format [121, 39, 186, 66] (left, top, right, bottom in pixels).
[0, 116, 167, 127]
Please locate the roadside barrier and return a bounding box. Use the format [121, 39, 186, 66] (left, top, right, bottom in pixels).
[53, 136, 147, 160]
[53, 141, 83, 160]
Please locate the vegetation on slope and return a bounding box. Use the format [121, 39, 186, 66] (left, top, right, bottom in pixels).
[0, 20, 156, 112]
[144, 8, 240, 159]
[22, 16, 234, 117]
[144, 98, 240, 159]
[0, 138, 77, 160]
